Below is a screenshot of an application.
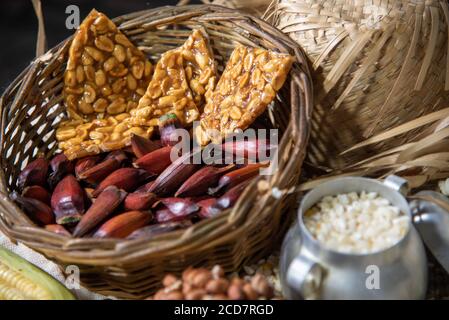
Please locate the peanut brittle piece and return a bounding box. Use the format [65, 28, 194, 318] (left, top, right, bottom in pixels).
[130, 49, 198, 126]
[57, 115, 153, 160]
[195, 46, 293, 145]
[64, 9, 153, 119]
[181, 29, 217, 106]
[130, 29, 216, 129]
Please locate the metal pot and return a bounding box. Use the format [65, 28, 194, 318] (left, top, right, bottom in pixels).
[280, 175, 449, 300]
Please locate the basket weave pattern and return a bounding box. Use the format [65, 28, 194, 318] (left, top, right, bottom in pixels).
[0, 5, 312, 298]
[272, 0, 449, 171]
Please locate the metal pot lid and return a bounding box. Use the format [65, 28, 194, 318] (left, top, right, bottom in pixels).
[410, 191, 449, 274]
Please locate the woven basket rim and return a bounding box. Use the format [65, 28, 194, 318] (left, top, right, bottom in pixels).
[0, 4, 313, 266]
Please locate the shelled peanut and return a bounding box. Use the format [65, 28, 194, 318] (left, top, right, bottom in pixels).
[149, 265, 274, 300]
[10, 119, 269, 239]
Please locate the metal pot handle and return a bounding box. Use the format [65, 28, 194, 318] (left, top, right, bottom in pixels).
[286, 254, 323, 299]
[383, 175, 409, 196]
[410, 191, 449, 274]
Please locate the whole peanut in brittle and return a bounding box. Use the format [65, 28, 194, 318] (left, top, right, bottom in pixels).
[195, 46, 293, 145]
[64, 9, 153, 119]
[130, 29, 216, 129]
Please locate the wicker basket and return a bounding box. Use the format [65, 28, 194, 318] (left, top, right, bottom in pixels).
[0, 5, 312, 299]
[270, 0, 449, 172]
[197, 0, 273, 15]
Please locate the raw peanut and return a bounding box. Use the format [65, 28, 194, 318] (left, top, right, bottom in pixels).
[10, 192, 55, 226]
[73, 186, 127, 237]
[205, 278, 229, 294]
[227, 283, 245, 300]
[242, 283, 258, 300]
[93, 210, 152, 239]
[51, 175, 85, 225]
[192, 269, 212, 288]
[18, 157, 49, 190]
[196, 46, 293, 145]
[162, 274, 178, 287]
[185, 289, 206, 300]
[182, 283, 193, 296]
[211, 265, 225, 279]
[154, 291, 184, 300]
[182, 267, 196, 284]
[251, 274, 273, 298]
[209, 294, 228, 300]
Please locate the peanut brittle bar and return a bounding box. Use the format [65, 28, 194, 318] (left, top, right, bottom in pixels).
[195, 46, 293, 145]
[64, 9, 153, 119]
[130, 29, 216, 128]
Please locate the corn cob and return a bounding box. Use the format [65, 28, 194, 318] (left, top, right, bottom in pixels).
[0, 247, 75, 300]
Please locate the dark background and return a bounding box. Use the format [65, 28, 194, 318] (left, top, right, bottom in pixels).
[0, 0, 202, 92]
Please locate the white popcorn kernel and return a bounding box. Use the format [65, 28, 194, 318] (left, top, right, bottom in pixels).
[304, 191, 410, 254]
